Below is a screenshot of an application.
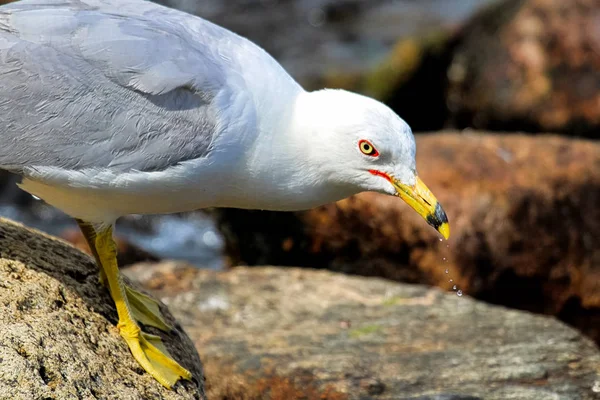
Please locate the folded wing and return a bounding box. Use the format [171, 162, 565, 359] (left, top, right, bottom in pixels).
[0, 0, 251, 174]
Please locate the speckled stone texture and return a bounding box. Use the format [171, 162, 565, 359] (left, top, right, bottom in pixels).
[125, 262, 600, 400]
[0, 218, 205, 400]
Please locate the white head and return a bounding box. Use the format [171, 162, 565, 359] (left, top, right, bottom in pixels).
[291, 89, 449, 238]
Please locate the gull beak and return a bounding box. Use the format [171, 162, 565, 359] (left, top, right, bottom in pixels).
[392, 176, 450, 239]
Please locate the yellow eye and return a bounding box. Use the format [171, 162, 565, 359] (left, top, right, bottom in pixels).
[359, 140, 379, 157]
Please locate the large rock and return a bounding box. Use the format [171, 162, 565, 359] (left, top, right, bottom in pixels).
[0, 218, 205, 399]
[447, 0, 600, 137]
[212, 132, 600, 345]
[125, 263, 600, 400]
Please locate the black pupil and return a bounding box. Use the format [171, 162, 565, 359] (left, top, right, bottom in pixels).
[364, 144, 371, 152]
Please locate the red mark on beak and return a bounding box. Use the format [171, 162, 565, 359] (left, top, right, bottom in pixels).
[369, 170, 392, 183]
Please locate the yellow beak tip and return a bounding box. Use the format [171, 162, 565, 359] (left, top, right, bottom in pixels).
[391, 175, 450, 240]
[438, 222, 450, 240]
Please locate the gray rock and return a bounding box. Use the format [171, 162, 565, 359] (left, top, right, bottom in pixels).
[0, 218, 205, 400]
[125, 262, 600, 400]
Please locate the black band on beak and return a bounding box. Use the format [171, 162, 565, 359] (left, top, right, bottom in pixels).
[426, 202, 448, 231]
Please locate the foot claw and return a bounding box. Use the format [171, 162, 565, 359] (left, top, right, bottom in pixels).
[82, 223, 190, 389]
[119, 323, 192, 388]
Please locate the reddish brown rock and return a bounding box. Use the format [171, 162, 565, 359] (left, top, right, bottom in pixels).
[447, 0, 600, 137]
[124, 263, 600, 400]
[212, 132, 600, 345]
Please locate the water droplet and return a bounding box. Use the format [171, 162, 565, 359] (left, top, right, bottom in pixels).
[444, 269, 449, 274]
[442, 257, 446, 261]
[439, 238, 443, 242]
[452, 285, 457, 290]
[449, 279, 453, 283]
[308, 8, 325, 27]
[456, 290, 463, 297]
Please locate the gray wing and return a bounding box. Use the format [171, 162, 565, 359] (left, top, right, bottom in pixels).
[0, 0, 248, 173]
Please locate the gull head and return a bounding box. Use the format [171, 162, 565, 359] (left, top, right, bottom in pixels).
[294, 89, 449, 239]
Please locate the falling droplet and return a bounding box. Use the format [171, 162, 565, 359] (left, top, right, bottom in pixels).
[307, 8, 326, 27]
[444, 269, 449, 274]
[449, 279, 453, 283]
[439, 238, 443, 242]
[452, 285, 457, 290]
[456, 290, 463, 297]
[442, 257, 447, 261]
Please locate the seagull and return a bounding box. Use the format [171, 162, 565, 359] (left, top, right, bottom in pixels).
[0, 0, 449, 389]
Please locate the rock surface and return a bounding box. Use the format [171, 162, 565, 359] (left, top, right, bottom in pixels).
[125, 263, 600, 400]
[0, 218, 205, 399]
[212, 132, 600, 345]
[447, 0, 600, 137]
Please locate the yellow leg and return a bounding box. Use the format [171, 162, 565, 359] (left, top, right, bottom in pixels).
[77, 220, 171, 331]
[79, 221, 191, 388]
[77, 220, 108, 285]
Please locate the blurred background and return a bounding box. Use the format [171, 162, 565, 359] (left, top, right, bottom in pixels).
[0, 0, 598, 397]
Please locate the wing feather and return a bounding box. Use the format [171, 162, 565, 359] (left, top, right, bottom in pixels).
[0, 0, 249, 173]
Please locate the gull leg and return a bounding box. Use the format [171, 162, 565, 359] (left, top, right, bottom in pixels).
[78, 221, 191, 388]
[77, 220, 171, 331]
[77, 220, 107, 286]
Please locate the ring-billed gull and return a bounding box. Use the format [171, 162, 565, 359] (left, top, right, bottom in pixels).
[0, 0, 449, 388]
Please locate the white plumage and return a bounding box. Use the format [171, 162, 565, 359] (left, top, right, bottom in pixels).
[0, 0, 449, 389]
[0, 0, 420, 224]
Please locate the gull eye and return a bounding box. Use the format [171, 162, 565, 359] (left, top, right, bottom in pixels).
[359, 140, 379, 157]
